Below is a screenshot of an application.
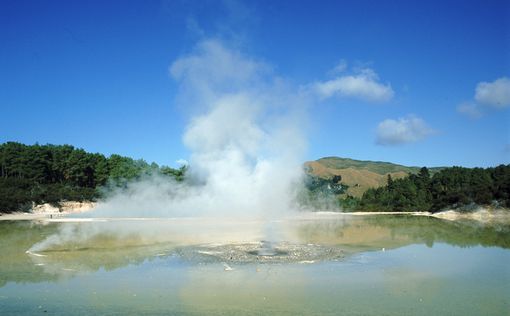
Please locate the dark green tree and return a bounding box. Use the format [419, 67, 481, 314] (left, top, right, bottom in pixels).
[0, 142, 186, 213]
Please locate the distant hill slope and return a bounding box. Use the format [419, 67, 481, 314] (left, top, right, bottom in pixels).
[305, 157, 444, 198]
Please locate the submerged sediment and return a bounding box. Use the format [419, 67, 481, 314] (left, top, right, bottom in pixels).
[175, 241, 345, 264]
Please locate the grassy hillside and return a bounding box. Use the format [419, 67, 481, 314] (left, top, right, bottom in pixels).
[305, 157, 444, 198]
[315, 157, 444, 175]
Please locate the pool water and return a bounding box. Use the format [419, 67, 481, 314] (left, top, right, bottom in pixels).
[0, 214, 509, 315]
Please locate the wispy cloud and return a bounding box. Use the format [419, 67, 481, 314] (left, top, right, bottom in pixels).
[474, 77, 510, 108]
[376, 115, 435, 146]
[456, 102, 483, 119]
[314, 67, 394, 103]
[330, 59, 348, 74]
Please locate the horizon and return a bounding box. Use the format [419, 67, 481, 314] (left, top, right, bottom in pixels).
[1, 0, 509, 168]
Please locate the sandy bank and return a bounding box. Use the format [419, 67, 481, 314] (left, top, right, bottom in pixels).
[0, 201, 96, 221]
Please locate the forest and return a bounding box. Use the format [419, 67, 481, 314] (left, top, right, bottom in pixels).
[0, 142, 185, 213]
[353, 165, 510, 212]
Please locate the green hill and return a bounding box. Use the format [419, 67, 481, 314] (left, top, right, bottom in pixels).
[305, 157, 445, 197]
[315, 157, 444, 175]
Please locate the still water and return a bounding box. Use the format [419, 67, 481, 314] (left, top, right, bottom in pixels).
[0, 214, 509, 315]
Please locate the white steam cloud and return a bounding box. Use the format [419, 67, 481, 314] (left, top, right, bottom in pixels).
[90, 39, 308, 219]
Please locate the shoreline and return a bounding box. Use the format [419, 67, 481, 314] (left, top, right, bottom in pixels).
[1, 203, 508, 223]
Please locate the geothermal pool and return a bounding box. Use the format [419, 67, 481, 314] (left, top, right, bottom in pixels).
[0, 214, 509, 315]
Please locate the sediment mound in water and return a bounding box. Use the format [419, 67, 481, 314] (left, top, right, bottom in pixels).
[175, 241, 345, 264]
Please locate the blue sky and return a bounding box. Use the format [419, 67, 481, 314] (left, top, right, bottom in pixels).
[1, 0, 509, 168]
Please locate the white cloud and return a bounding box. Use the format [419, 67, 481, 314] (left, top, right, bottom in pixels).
[456, 102, 483, 119]
[331, 59, 348, 74]
[314, 67, 394, 103]
[474, 77, 510, 108]
[376, 115, 435, 146]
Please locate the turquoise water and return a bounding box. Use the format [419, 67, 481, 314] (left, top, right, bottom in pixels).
[0, 215, 509, 315]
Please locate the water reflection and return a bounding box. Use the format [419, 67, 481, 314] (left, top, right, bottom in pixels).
[0, 214, 509, 288]
[0, 221, 60, 287]
[295, 215, 510, 250]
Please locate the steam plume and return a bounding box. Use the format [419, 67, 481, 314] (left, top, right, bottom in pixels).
[91, 39, 308, 219]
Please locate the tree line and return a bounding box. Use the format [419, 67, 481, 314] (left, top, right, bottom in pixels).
[0, 142, 185, 213]
[353, 165, 510, 212]
[2, 141, 508, 214]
